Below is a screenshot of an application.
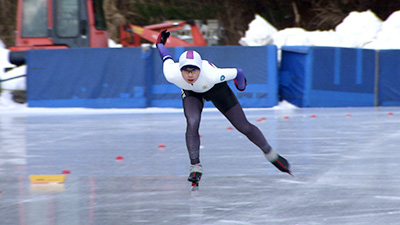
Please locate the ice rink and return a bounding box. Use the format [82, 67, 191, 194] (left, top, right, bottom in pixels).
[1, 106, 399, 225]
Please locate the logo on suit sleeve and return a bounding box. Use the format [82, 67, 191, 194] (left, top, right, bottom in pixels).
[220, 75, 225, 81]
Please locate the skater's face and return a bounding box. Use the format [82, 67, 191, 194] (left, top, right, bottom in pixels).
[181, 66, 200, 84]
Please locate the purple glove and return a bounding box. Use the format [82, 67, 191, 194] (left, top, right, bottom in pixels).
[156, 43, 173, 62]
[234, 68, 247, 91]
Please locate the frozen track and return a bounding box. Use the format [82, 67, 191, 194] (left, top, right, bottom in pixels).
[1, 107, 400, 224]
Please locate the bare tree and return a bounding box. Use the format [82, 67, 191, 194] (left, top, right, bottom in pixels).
[215, 0, 256, 45]
[104, 0, 127, 43]
[0, 0, 17, 47]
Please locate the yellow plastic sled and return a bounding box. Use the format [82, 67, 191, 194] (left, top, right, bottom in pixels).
[29, 175, 66, 184]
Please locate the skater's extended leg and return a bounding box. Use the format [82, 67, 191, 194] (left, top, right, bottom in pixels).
[183, 93, 203, 165]
[205, 83, 291, 174]
[224, 104, 272, 153]
[223, 104, 291, 174]
[204, 83, 272, 154]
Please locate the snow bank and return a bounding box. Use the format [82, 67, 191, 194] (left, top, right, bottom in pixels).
[0, 39, 5, 49]
[335, 10, 382, 48]
[0, 65, 26, 107]
[0, 45, 15, 73]
[365, 11, 400, 49]
[241, 10, 400, 50]
[239, 14, 277, 46]
[1, 41, 24, 107]
[108, 39, 123, 48]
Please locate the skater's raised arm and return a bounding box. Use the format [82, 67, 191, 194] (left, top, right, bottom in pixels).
[156, 30, 173, 62]
[156, 30, 182, 85]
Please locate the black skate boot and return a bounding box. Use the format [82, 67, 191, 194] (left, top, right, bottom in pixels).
[271, 155, 292, 175]
[188, 171, 202, 183]
[188, 164, 202, 190]
[264, 149, 292, 175]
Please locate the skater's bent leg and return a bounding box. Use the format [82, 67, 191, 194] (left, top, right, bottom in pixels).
[183, 95, 203, 165]
[223, 103, 272, 154]
[206, 83, 291, 174]
[207, 83, 271, 153]
[224, 104, 291, 174]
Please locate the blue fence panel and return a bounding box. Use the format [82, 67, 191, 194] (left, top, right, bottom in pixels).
[27, 48, 148, 108]
[378, 50, 400, 106]
[279, 46, 309, 107]
[279, 46, 376, 107]
[27, 46, 398, 108]
[26, 46, 277, 108]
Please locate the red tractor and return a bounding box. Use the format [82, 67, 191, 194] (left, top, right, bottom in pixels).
[11, 0, 108, 51]
[9, 0, 207, 65]
[120, 20, 207, 47]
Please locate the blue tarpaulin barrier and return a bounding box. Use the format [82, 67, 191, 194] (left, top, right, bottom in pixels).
[279, 46, 376, 107]
[27, 45, 399, 108]
[27, 48, 148, 108]
[378, 50, 400, 106]
[27, 46, 278, 108]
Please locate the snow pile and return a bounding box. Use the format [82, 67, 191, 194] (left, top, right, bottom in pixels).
[1, 41, 22, 107]
[0, 39, 5, 49]
[241, 10, 400, 50]
[365, 11, 400, 49]
[239, 14, 278, 46]
[0, 42, 14, 70]
[335, 10, 382, 48]
[0, 65, 26, 106]
[272, 100, 297, 110]
[108, 39, 122, 48]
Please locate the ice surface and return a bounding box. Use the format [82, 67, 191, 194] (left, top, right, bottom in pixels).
[1, 107, 400, 224]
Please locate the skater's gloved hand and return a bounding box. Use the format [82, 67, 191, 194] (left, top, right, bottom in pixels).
[234, 68, 247, 91]
[156, 30, 170, 45]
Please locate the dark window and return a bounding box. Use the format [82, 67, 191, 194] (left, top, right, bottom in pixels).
[55, 0, 79, 38]
[22, 0, 48, 37]
[92, 0, 107, 30]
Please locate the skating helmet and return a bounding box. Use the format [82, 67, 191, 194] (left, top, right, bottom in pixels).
[179, 50, 202, 70]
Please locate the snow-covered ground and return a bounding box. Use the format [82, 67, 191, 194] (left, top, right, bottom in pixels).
[1, 10, 400, 108]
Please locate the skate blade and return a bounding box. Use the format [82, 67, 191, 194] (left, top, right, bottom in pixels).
[191, 182, 199, 191]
